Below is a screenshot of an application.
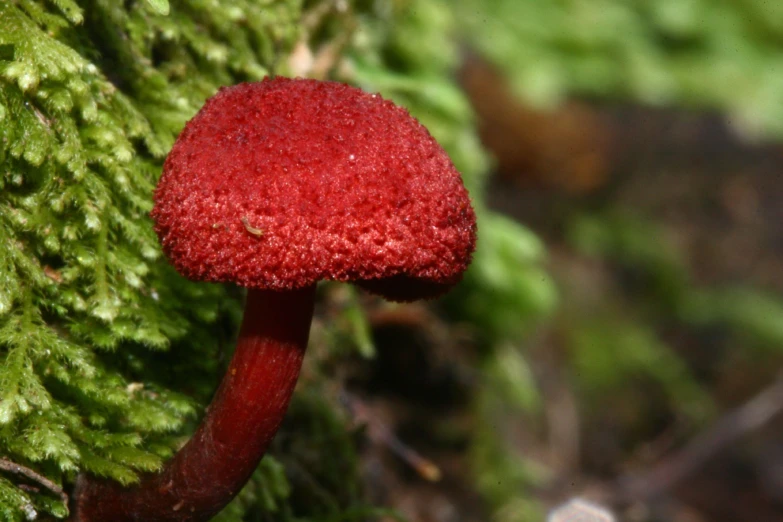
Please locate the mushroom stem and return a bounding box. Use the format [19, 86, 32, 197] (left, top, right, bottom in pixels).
[72, 286, 317, 522]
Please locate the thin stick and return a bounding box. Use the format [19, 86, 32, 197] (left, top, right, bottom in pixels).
[616, 374, 783, 502]
[0, 457, 69, 509]
[340, 391, 442, 482]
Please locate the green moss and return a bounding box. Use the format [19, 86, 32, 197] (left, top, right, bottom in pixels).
[0, 1, 300, 519]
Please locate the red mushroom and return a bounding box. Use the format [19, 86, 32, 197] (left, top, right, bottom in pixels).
[72, 77, 476, 522]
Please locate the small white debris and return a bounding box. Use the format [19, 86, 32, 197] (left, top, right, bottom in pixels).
[126, 382, 144, 394]
[22, 502, 37, 520]
[288, 40, 315, 78]
[548, 498, 615, 522]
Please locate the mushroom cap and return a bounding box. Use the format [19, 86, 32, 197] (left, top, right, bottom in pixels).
[152, 77, 476, 301]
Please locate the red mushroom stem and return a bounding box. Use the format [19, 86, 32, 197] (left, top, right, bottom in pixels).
[72, 286, 316, 522]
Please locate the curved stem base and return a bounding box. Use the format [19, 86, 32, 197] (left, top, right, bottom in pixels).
[72, 286, 316, 522]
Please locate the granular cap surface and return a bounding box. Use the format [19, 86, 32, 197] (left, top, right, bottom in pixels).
[152, 77, 476, 301]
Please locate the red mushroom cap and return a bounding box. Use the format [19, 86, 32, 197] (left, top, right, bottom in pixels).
[152, 77, 476, 301]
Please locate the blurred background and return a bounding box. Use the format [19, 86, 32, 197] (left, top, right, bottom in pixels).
[329, 1, 783, 521]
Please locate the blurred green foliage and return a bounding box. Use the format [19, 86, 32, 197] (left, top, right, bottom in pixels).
[566, 209, 783, 449]
[456, 0, 783, 138]
[450, 0, 783, 507]
[569, 211, 783, 360]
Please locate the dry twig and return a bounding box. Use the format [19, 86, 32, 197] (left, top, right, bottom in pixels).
[0, 457, 70, 510]
[615, 374, 783, 502]
[340, 391, 442, 482]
